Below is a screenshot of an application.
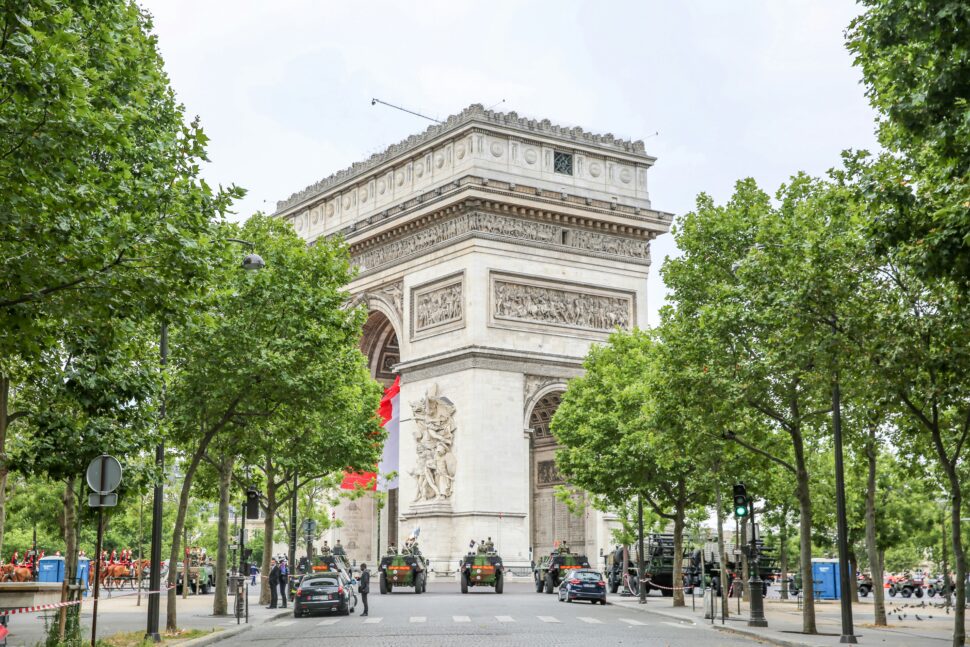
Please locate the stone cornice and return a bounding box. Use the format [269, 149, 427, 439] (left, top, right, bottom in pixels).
[394, 345, 585, 383]
[277, 104, 653, 212]
[303, 174, 671, 246]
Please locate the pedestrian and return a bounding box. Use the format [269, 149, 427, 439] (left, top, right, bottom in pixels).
[250, 563, 258, 586]
[267, 558, 280, 609]
[358, 563, 370, 617]
[278, 558, 289, 608]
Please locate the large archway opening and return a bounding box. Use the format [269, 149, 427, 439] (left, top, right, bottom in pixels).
[360, 310, 399, 388]
[528, 390, 588, 561]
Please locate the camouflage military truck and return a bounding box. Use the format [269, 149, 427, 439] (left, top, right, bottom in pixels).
[697, 539, 778, 597]
[534, 546, 591, 594]
[379, 549, 427, 594]
[459, 550, 505, 594]
[311, 553, 352, 577]
[605, 546, 638, 594]
[175, 548, 214, 595]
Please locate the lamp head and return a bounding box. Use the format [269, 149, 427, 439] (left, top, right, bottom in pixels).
[242, 253, 265, 271]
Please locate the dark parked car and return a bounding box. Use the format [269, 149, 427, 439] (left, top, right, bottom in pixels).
[293, 572, 357, 617]
[557, 568, 607, 605]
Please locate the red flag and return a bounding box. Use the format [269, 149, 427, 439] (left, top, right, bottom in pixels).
[340, 377, 401, 491]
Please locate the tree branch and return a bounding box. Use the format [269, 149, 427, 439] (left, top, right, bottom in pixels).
[723, 431, 796, 474]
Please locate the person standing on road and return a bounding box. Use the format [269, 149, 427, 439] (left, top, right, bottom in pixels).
[358, 563, 370, 617]
[267, 558, 280, 609]
[250, 563, 258, 586]
[279, 558, 289, 608]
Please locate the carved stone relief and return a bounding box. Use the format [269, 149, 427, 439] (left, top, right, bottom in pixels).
[410, 384, 457, 502]
[352, 211, 647, 272]
[493, 277, 632, 332]
[536, 460, 564, 487]
[414, 282, 463, 332]
[376, 281, 403, 322]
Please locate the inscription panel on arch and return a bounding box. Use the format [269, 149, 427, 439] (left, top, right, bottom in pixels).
[410, 272, 466, 341]
[489, 271, 635, 336]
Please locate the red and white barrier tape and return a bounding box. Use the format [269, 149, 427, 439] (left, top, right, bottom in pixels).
[0, 585, 176, 617]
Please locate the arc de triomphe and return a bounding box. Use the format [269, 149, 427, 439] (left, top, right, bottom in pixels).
[275, 105, 671, 571]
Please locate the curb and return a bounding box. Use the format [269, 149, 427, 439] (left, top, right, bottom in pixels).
[177, 609, 291, 647]
[609, 599, 705, 623]
[713, 624, 815, 647]
[178, 625, 249, 647]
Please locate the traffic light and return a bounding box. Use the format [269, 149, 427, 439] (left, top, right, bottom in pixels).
[733, 483, 749, 518]
[245, 486, 260, 520]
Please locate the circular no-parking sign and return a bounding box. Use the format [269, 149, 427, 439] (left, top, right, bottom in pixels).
[86, 455, 122, 494]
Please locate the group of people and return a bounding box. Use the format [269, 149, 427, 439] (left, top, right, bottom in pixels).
[473, 537, 496, 554]
[266, 556, 291, 609]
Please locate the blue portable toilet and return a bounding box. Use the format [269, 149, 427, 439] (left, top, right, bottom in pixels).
[811, 558, 841, 599]
[76, 557, 91, 595]
[37, 556, 65, 583]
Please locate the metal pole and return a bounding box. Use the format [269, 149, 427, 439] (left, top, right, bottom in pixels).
[91, 456, 108, 647]
[238, 491, 245, 625]
[748, 499, 767, 627]
[832, 378, 857, 643]
[289, 474, 298, 575]
[146, 322, 166, 642]
[637, 495, 646, 605]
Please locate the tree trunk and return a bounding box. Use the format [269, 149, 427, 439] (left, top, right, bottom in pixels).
[716, 488, 729, 619]
[672, 505, 685, 606]
[58, 476, 77, 639]
[865, 423, 887, 625]
[213, 454, 233, 616]
[0, 375, 10, 560]
[259, 460, 277, 606]
[780, 510, 790, 601]
[792, 426, 817, 634]
[166, 427, 217, 632]
[848, 549, 859, 602]
[945, 462, 966, 647]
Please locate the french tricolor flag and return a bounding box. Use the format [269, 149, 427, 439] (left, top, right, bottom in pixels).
[341, 376, 400, 491]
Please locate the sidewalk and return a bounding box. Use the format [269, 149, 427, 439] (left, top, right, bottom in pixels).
[3, 582, 290, 647]
[612, 592, 958, 646]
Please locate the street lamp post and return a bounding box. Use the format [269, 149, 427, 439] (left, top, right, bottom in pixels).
[747, 500, 767, 627]
[146, 239, 264, 642]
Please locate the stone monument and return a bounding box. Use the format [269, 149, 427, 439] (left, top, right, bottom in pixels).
[275, 104, 671, 571]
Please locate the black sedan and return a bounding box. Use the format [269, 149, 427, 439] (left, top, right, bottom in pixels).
[293, 573, 357, 617]
[557, 569, 607, 604]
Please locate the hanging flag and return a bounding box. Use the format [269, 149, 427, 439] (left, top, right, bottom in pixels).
[341, 376, 400, 491]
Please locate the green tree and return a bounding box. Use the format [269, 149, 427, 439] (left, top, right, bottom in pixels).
[163, 215, 382, 630]
[847, 0, 970, 283]
[553, 328, 723, 607]
[0, 0, 241, 558]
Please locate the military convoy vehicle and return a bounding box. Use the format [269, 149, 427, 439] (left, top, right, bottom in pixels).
[888, 574, 925, 598]
[379, 547, 427, 594]
[927, 575, 954, 598]
[312, 553, 351, 576]
[857, 573, 874, 597]
[175, 548, 215, 595]
[690, 539, 778, 597]
[534, 545, 591, 594]
[459, 549, 505, 594]
[605, 546, 636, 594]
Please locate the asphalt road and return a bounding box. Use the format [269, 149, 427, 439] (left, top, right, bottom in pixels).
[226, 581, 756, 647]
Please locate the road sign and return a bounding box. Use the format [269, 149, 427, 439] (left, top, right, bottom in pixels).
[88, 493, 118, 508]
[86, 455, 122, 494]
[301, 519, 317, 534]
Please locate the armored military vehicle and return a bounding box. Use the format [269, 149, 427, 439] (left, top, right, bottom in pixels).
[857, 573, 874, 597]
[888, 573, 925, 598]
[534, 544, 591, 594]
[459, 548, 504, 594]
[378, 547, 427, 594]
[605, 546, 640, 594]
[311, 553, 351, 577]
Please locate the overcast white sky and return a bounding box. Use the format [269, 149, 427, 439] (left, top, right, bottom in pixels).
[139, 0, 880, 326]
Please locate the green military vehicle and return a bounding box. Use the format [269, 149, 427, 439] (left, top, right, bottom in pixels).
[460, 546, 505, 594]
[605, 546, 639, 594]
[378, 547, 427, 594]
[534, 544, 591, 594]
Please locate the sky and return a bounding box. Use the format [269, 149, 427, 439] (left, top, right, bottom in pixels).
[139, 0, 881, 327]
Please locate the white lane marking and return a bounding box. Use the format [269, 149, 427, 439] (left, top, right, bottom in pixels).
[453, 615, 470, 622]
[495, 615, 515, 622]
[275, 620, 295, 627]
[619, 617, 646, 626]
[577, 616, 602, 624]
[363, 616, 383, 624]
[537, 615, 560, 623]
[664, 621, 694, 628]
[410, 616, 426, 623]
[317, 618, 341, 626]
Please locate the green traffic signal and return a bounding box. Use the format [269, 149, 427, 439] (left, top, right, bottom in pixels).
[733, 483, 749, 518]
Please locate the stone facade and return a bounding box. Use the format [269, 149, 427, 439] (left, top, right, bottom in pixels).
[277, 105, 670, 572]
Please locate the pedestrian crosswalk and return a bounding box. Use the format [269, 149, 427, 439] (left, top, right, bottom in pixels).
[275, 614, 660, 627]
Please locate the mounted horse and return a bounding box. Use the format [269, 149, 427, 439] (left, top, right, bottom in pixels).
[1, 564, 34, 582]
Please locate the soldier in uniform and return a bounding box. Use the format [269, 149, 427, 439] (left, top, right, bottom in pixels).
[558, 540, 570, 555]
[476, 540, 486, 555]
[485, 537, 495, 553]
[387, 544, 398, 556]
[320, 541, 331, 556]
[333, 540, 346, 556]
